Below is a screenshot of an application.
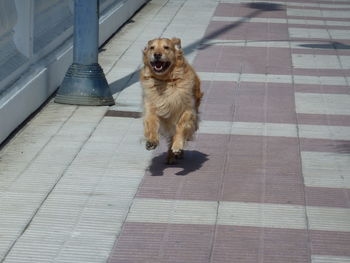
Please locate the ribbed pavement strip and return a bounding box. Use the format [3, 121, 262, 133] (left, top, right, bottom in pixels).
[198, 120, 350, 141]
[198, 72, 350, 86]
[126, 199, 218, 225]
[287, 8, 350, 19]
[295, 93, 350, 115]
[126, 198, 350, 232]
[90, 118, 350, 141]
[312, 255, 350, 263]
[2, 117, 152, 263]
[0, 104, 107, 260]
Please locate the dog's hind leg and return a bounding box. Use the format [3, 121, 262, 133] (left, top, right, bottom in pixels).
[171, 110, 196, 156]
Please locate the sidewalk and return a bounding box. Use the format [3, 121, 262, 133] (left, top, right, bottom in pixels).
[1, 0, 350, 262]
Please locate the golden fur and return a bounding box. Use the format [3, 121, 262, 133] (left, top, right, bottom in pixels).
[140, 37, 203, 164]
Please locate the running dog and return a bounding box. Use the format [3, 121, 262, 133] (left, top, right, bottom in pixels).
[140, 37, 203, 164]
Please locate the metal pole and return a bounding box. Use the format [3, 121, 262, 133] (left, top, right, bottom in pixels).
[55, 0, 114, 106]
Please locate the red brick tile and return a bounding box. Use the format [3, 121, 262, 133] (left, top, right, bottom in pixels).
[228, 136, 301, 173]
[298, 114, 350, 126]
[212, 226, 309, 263]
[205, 21, 288, 41]
[221, 170, 305, 205]
[300, 138, 350, 153]
[109, 223, 214, 263]
[233, 82, 297, 123]
[310, 230, 350, 257]
[214, 3, 287, 19]
[306, 187, 350, 208]
[294, 84, 350, 94]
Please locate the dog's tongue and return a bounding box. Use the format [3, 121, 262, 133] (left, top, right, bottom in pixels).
[155, 61, 163, 70]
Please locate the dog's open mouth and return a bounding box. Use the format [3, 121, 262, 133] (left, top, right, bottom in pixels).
[150, 61, 171, 73]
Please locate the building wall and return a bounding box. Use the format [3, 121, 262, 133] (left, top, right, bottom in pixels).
[0, 0, 147, 144]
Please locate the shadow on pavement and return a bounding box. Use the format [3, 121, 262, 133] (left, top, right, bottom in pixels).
[299, 41, 350, 50]
[147, 150, 209, 176]
[336, 142, 350, 154]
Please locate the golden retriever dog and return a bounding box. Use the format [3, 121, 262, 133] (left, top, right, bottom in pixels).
[140, 37, 203, 164]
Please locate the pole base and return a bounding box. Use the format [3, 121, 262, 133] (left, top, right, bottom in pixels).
[55, 63, 115, 106]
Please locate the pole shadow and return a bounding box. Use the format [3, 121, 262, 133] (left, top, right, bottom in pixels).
[299, 41, 350, 50]
[147, 150, 209, 176]
[108, 2, 284, 94]
[335, 142, 350, 154]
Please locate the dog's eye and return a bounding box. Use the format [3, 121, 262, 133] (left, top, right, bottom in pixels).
[150, 46, 155, 50]
[164, 46, 169, 50]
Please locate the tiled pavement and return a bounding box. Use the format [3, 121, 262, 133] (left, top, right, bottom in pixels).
[1, 0, 350, 262]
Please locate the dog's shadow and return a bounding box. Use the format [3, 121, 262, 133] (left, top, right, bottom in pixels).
[147, 150, 209, 176]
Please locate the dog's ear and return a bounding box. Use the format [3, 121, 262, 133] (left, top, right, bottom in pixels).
[143, 46, 147, 53]
[171, 38, 182, 50]
[143, 39, 154, 53]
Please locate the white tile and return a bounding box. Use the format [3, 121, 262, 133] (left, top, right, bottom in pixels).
[288, 19, 324, 25]
[307, 206, 350, 232]
[322, 10, 350, 19]
[292, 54, 343, 69]
[340, 55, 350, 69]
[231, 122, 297, 137]
[312, 255, 350, 263]
[240, 73, 268, 83]
[326, 20, 350, 26]
[320, 76, 348, 86]
[299, 124, 350, 141]
[198, 120, 232, 134]
[200, 120, 350, 140]
[301, 152, 350, 188]
[126, 198, 308, 230]
[198, 72, 239, 82]
[218, 202, 307, 229]
[289, 28, 330, 39]
[295, 93, 350, 115]
[287, 9, 322, 17]
[293, 75, 321, 85]
[126, 198, 350, 233]
[314, 55, 343, 69]
[330, 30, 350, 40]
[126, 198, 218, 225]
[266, 74, 293, 83]
[288, 8, 350, 19]
[199, 72, 348, 86]
[199, 121, 298, 137]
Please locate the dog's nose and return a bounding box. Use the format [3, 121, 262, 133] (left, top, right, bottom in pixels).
[154, 53, 162, 60]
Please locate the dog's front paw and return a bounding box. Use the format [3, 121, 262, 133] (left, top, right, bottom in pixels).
[146, 141, 158, 150]
[175, 150, 184, 159]
[171, 146, 183, 156]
